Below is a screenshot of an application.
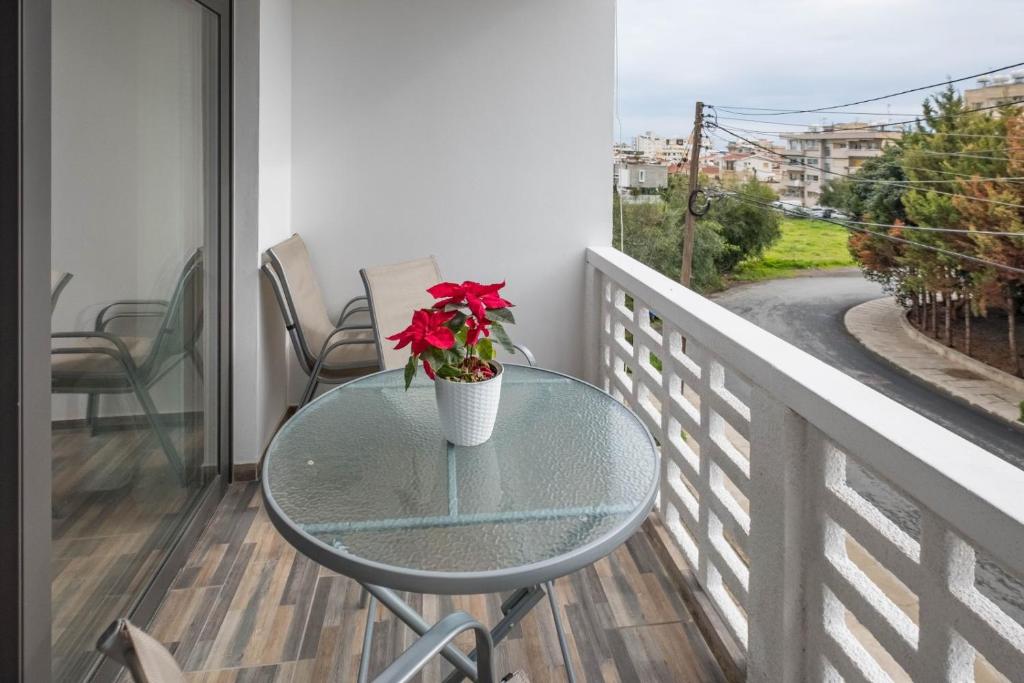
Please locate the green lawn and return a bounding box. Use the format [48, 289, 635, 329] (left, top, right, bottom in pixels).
[731, 218, 855, 282]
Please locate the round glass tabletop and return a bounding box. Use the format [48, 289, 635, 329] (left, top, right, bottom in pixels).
[261, 365, 659, 594]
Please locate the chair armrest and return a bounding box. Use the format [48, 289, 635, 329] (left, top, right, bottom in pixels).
[337, 296, 370, 326]
[51, 331, 138, 372]
[511, 343, 536, 367]
[95, 300, 168, 331]
[373, 612, 496, 683]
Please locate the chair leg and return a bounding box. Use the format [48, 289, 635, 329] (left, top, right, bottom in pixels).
[86, 393, 99, 435]
[299, 371, 320, 407]
[128, 376, 187, 485]
[190, 348, 204, 382]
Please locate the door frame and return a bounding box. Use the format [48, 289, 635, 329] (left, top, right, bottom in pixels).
[3, 0, 234, 680]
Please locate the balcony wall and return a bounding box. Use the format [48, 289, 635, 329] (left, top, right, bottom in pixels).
[234, 0, 615, 463]
[585, 246, 1024, 682]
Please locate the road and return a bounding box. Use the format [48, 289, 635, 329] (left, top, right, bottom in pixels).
[713, 269, 1024, 619]
[713, 269, 1024, 469]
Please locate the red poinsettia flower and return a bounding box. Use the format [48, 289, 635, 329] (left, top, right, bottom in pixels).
[465, 315, 490, 346]
[428, 280, 512, 321]
[386, 308, 456, 355]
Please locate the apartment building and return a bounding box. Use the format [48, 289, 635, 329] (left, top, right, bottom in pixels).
[634, 131, 690, 163]
[779, 123, 901, 206]
[965, 72, 1024, 111]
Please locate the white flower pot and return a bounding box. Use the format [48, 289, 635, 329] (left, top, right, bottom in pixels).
[434, 361, 503, 446]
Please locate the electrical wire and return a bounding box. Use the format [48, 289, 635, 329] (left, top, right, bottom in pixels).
[707, 123, 1024, 208]
[707, 101, 1020, 133]
[707, 61, 1024, 116]
[712, 190, 1024, 275]
[711, 122, 1020, 142]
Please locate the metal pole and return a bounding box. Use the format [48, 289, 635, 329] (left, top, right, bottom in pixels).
[680, 101, 704, 287]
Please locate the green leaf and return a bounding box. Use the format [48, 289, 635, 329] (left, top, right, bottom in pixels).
[455, 327, 468, 346]
[477, 337, 495, 361]
[487, 307, 515, 324]
[436, 363, 461, 379]
[403, 355, 417, 390]
[427, 347, 446, 366]
[490, 322, 516, 354]
[447, 310, 468, 330]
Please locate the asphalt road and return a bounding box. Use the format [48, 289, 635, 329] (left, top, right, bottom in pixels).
[713, 269, 1024, 618]
[712, 269, 1024, 469]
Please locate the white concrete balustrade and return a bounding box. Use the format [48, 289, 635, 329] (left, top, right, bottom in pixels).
[584, 246, 1024, 683]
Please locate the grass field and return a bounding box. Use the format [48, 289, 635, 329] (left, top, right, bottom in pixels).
[731, 218, 856, 282]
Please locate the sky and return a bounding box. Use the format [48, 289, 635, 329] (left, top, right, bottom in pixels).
[616, 0, 1024, 147]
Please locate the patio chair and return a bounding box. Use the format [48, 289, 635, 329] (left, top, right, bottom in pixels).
[51, 270, 73, 313]
[51, 250, 205, 485]
[97, 614, 528, 683]
[262, 234, 379, 406]
[360, 257, 536, 369]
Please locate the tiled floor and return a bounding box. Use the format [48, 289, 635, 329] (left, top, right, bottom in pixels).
[143, 483, 728, 682]
[52, 419, 208, 682]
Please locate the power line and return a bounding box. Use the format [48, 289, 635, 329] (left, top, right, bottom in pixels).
[707, 123, 1024, 208]
[707, 61, 1024, 116]
[712, 106, 919, 117]
[834, 218, 1024, 238]
[703, 127, 1024, 184]
[707, 101, 1019, 133]
[711, 122, 1019, 141]
[915, 149, 1014, 161]
[713, 190, 1024, 275]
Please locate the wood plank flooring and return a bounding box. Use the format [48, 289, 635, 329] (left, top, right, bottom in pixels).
[141, 483, 727, 682]
[52, 420, 208, 682]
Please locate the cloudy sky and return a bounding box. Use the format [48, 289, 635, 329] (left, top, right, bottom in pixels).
[617, 0, 1024, 146]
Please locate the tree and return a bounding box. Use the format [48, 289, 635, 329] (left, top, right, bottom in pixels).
[820, 145, 908, 224]
[612, 174, 781, 293]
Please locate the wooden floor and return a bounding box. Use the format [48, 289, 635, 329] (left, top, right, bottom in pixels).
[52, 419, 207, 682]
[143, 483, 727, 682]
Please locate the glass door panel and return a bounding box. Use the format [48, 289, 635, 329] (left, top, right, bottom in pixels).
[49, 0, 222, 679]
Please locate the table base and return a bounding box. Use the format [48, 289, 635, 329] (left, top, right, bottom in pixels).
[357, 582, 578, 683]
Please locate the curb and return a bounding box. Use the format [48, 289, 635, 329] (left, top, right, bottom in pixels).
[894, 305, 1024, 396]
[844, 298, 1024, 435]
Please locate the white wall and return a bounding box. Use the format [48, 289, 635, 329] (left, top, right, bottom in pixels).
[290, 0, 615, 375]
[234, 0, 615, 463]
[52, 0, 207, 420]
[256, 0, 294, 456]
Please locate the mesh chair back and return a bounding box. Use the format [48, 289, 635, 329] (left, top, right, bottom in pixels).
[140, 249, 204, 379]
[360, 256, 442, 370]
[265, 234, 337, 369]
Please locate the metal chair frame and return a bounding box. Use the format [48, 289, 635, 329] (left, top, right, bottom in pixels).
[51, 251, 205, 485]
[261, 240, 378, 406]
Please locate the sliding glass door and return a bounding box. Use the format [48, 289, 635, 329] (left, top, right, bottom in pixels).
[48, 0, 229, 679]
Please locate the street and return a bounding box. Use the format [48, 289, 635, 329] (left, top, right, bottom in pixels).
[713, 269, 1024, 468]
[713, 269, 1024, 619]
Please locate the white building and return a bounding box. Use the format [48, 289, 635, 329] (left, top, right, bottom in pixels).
[634, 131, 690, 164]
[779, 124, 901, 206]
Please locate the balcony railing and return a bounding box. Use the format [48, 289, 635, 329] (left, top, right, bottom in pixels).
[583, 246, 1024, 682]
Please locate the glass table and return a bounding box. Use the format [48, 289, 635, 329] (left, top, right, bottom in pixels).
[262, 365, 659, 682]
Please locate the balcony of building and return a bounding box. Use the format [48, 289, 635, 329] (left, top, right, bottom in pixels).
[28, 1, 1024, 682]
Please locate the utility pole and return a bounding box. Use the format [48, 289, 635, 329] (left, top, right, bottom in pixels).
[680, 101, 704, 286]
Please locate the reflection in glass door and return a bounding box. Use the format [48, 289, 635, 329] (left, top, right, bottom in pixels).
[49, 0, 225, 679]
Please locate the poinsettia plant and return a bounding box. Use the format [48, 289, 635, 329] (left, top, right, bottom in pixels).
[388, 280, 517, 389]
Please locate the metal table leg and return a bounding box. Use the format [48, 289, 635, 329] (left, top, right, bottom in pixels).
[545, 581, 578, 683]
[357, 594, 377, 683]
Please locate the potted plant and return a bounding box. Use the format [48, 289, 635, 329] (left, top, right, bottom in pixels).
[387, 280, 517, 446]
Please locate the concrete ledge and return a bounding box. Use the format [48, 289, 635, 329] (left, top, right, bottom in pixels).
[845, 297, 1024, 433]
[893, 303, 1024, 396]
